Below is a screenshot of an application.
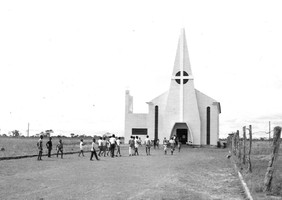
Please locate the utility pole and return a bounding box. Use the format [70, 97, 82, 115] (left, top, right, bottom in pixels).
[27, 123, 30, 137]
[269, 121, 271, 142]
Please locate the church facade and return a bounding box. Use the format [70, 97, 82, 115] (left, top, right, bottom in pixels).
[124, 29, 221, 146]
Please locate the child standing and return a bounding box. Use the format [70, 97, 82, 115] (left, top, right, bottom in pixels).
[56, 139, 64, 159]
[163, 137, 168, 155]
[37, 135, 43, 161]
[78, 139, 85, 157]
[169, 137, 175, 155]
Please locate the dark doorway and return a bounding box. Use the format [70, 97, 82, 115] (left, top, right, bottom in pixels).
[176, 129, 188, 144]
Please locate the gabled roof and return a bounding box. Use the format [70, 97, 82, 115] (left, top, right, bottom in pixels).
[195, 89, 221, 114]
[148, 91, 168, 105]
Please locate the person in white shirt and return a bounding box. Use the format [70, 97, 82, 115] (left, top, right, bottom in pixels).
[144, 135, 151, 156]
[134, 136, 140, 156]
[115, 137, 121, 157]
[169, 137, 176, 155]
[163, 137, 168, 155]
[97, 137, 103, 157]
[37, 135, 43, 161]
[90, 138, 99, 161]
[78, 139, 85, 157]
[109, 134, 117, 158]
[101, 137, 107, 157]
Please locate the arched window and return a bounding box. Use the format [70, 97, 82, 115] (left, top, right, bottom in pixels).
[154, 106, 159, 140]
[207, 107, 210, 145]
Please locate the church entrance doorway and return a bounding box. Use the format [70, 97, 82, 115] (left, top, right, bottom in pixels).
[176, 129, 187, 144]
[170, 123, 192, 144]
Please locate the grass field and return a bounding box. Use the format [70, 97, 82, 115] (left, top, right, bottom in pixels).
[235, 141, 282, 199]
[0, 136, 93, 158]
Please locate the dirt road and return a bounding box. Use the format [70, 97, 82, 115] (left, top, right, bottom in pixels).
[0, 146, 244, 200]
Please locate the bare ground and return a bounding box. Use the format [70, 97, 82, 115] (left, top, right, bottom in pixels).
[0, 146, 245, 200]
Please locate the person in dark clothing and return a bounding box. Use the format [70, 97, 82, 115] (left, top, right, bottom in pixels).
[153, 139, 157, 149]
[46, 137, 53, 157]
[90, 138, 99, 161]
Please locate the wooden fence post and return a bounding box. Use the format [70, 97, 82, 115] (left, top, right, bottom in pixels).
[248, 125, 252, 173]
[243, 126, 246, 165]
[232, 134, 235, 155]
[228, 135, 232, 151]
[236, 130, 241, 160]
[238, 138, 242, 162]
[263, 126, 281, 192]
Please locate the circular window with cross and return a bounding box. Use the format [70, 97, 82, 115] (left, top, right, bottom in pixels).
[173, 71, 193, 84]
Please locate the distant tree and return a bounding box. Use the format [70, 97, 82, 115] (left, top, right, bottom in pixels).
[12, 130, 20, 137]
[44, 130, 54, 137]
[70, 133, 75, 138]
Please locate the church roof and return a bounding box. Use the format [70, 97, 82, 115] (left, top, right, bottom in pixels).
[148, 89, 221, 114]
[195, 89, 221, 114]
[148, 91, 168, 105]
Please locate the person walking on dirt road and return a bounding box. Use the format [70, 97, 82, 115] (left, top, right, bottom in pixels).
[78, 139, 85, 157]
[90, 138, 99, 161]
[109, 134, 117, 158]
[116, 137, 121, 157]
[37, 135, 43, 161]
[163, 137, 168, 155]
[145, 135, 151, 156]
[56, 139, 64, 159]
[46, 137, 52, 158]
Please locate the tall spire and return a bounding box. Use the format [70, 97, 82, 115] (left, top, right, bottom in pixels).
[170, 28, 194, 121]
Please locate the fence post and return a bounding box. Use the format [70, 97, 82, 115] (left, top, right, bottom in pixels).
[228, 135, 232, 151]
[243, 126, 246, 165]
[232, 134, 235, 155]
[263, 126, 281, 192]
[248, 125, 252, 173]
[236, 130, 241, 160]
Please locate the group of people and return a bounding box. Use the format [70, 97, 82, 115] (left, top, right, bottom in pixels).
[128, 135, 181, 156]
[87, 134, 122, 161]
[163, 136, 182, 155]
[37, 134, 122, 161]
[37, 135, 64, 161]
[37, 134, 182, 161]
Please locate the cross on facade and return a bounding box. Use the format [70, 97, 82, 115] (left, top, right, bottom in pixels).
[171, 71, 194, 84]
[171, 70, 194, 122]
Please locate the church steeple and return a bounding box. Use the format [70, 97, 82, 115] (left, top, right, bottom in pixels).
[170, 29, 195, 122]
[165, 28, 201, 144]
[172, 28, 193, 79]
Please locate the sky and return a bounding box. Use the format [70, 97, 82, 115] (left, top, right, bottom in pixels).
[0, 0, 281, 138]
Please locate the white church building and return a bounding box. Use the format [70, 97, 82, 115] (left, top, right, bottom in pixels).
[124, 29, 221, 146]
